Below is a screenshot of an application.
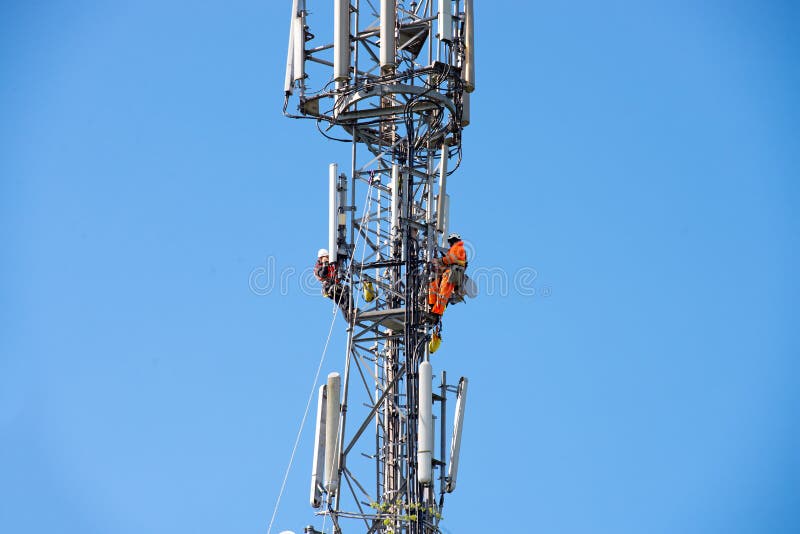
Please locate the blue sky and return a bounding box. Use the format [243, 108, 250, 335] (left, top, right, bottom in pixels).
[1, 1, 798, 533]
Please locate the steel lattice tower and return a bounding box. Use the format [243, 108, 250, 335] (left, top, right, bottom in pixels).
[283, 2, 474, 533]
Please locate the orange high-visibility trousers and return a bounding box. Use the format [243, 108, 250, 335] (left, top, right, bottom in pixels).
[431, 268, 455, 315]
[428, 278, 439, 308]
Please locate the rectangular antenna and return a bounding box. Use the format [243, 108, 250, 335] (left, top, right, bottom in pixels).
[333, 0, 350, 82]
[418, 361, 434, 484]
[463, 0, 475, 91]
[380, 0, 396, 72]
[439, 194, 450, 242]
[436, 143, 448, 240]
[437, 0, 452, 42]
[324, 372, 341, 494]
[292, 0, 305, 85]
[310, 384, 327, 508]
[391, 164, 400, 255]
[284, 0, 299, 94]
[461, 90, 471, 127]
[329, 163, 339, 263]
[446, 377, 468, 492]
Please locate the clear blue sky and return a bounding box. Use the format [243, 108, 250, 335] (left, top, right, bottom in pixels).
[2, 2, 798, 533]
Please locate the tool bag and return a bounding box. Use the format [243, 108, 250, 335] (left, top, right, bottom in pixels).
[449, 265, 466, 289]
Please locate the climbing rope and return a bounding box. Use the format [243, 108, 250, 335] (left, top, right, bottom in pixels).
[266, 303, 338, 534]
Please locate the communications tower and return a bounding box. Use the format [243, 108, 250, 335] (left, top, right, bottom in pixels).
[283, 2, 475, 533]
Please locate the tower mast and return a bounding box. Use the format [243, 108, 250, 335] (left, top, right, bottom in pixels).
[284, 2, 475, 532]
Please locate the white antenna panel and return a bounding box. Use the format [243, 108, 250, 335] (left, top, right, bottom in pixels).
[333, 0, 350, 82]
[324, 372, 341, 494]
[417, 361, 434, 484]
[309, 384, 327, 508]
[446, 377, 468, 493]
[380, 0, 396, 72]
[437, 0, 452, 42]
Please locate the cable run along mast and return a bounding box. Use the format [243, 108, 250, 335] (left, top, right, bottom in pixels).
[283, 2, 475, 533]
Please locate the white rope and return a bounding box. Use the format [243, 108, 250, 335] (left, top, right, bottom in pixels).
[266, 306, 338, 534]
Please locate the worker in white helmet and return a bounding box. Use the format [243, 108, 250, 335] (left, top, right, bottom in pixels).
[314, 248, 356, 323]
[428, 233, 467, 316]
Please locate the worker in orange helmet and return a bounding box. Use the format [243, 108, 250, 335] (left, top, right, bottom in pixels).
[429, 233, 467, 316]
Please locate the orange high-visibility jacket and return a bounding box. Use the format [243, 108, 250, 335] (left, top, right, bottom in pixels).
[442, 240, 467, 267]
[314, 260, 338, 283]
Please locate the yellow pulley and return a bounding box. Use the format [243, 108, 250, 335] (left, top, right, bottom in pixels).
[428, 331, 442, 354]
[363, 281, 376, 303]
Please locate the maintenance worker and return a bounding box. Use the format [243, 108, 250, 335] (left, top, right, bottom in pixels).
[429, 233, 467, 316]
[314, 248, 356, 323]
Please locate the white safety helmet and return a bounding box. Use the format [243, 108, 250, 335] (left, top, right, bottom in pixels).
[447, 232, 461, 242]
[317, 248, 329, 258]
